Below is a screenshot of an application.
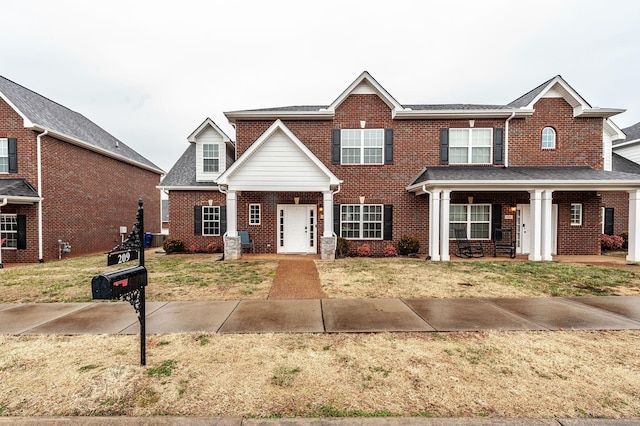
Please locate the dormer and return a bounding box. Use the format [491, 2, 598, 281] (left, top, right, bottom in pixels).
[188, 118, 234, 182]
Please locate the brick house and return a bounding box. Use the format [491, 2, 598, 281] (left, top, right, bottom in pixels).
[0, 76, 163, 265]
[160, 72, 640, 262]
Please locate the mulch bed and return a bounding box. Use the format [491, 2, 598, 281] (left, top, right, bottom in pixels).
[268, 259, 326, 299]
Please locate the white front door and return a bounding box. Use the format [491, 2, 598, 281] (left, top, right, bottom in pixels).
[516, 204, 558, 255]
[278, 205, 317, 254]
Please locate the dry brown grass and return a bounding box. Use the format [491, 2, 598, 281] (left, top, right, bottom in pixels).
[1, 331, 639, 418]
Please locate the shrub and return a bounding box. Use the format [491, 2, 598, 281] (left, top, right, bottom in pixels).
[600, 234, 624, 252]
[163, 238, 185, 254]
[188, 244, 201, 253]
[397, 235, 420, 255]
[383, 243, 398, 257]
[619, 231, 629, 250]
[356, 243, 371, 257]
[206, 242, 220, 253]
[336, 237, 350, 258]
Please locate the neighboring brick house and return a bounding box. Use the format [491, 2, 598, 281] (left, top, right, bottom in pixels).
[0, 76, 163, 265]
[160, 72, 640, 262]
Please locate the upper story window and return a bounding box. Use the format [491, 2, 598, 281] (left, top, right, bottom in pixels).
[202, 143, 220, 173]
[542, 127, 556, 149]
[449, 128, 492, 164]
[341, 129, 384, 164]
[0, 138, 8, 173]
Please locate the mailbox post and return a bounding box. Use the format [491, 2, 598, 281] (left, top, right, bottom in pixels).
[92, 198, 147, 366]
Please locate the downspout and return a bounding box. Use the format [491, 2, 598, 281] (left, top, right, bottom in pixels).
[504, 112, 516, 168]
[37, 129, 48, 262]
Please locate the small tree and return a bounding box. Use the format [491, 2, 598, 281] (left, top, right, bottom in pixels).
[163, 237, 185, 254]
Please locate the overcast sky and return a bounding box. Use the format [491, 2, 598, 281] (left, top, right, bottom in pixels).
[2, 0, 640, 173]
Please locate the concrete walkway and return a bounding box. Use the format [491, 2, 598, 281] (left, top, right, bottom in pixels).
[1, 296, 639, 335]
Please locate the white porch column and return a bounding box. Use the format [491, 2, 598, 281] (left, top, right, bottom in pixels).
[429, 190, 441, 261]
[541, 190, 554, 261]
[323, 191, 333, 238]
[440, 190, 451, 261]
[627, 190, 640, 262]
[528, 189, 542, 261]
[226, 190, 238, 237]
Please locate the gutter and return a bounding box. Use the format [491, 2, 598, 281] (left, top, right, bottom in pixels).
[37, 129, 48, 262]
[504, 112, 516, 167]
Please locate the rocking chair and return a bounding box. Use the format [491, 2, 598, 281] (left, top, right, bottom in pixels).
[454, 227, 485, 258]
[493, 228, 516, 258]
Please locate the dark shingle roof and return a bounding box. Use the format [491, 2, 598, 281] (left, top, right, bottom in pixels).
[0, 178, 39, 198]
[618, 122, 640, 144]
[159, 144, 218, 187]
[403, 104, 512, 111]
[612, 153, 640, 174]
[0, 76, 162, 173]
[507, 76, 558, 108]
[410, 166, 640, 186]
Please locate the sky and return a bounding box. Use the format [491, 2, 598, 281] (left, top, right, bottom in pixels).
[2, 0, 640, 173]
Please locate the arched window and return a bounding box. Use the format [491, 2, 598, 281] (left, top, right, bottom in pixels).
[542, 127, 556, 149]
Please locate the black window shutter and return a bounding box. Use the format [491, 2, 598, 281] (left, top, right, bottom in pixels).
[494, 128, 504, 165]
[194, 206, 202, 235]
[491, 204, 502, 239]
[604, 208, 614, 236]
[220, 206, 227, 235]
[17, 215, 26, 249]
[333, 204, 341, 236]
[383, 204, 393, 241]
[384, 129, 394, 165]
[439, 129, 449, 165]
[331, 129, 341, 165]
[8, 138, 18, 173]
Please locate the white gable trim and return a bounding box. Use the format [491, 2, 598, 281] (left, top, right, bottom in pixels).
[326, 71, 405, 117]
[217, 119, 341, 190]
[187, 117, 233, 144]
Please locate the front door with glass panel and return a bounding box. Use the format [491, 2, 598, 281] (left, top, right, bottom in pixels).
[278, 205, 316, 254]
[516, 204, 557, 255]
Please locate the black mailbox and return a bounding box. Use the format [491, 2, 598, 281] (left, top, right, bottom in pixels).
[92, 265, 147, 300]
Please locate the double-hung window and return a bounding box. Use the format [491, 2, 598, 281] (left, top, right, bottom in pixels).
[570, 203, 582, 226]
[449, 128, 492, 164]
[340, 204, 383, 239]
[449, 204, 491, 239]
[0, 214, 18, 248]
[249, 204, 261, 225]
[0, 138, 8, 173]
[202, 143, 220, 173]
[341, 129, 384, 165]
[202, 206, 221, 235]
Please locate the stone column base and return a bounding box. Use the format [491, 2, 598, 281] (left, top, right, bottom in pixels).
[320, 236, 336, 261]
[224, 236, 241, 260]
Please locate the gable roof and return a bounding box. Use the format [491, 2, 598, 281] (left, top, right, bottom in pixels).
[612, 152, 640, 174]
[217, 119, 341, 190]
[0, 76, 163, 174]
[187, 117, 234, 145]
[508, 75, 624, 119]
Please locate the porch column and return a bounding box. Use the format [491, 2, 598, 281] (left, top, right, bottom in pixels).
[541, 190, 554, 261]
[528, 189, 542, 261]
[429, 190, 441, 261]
[226, 190, 238, 237]
[323, 191, 333, 237]
[440, 190, 451, 261]
[627, 190, 640, 262]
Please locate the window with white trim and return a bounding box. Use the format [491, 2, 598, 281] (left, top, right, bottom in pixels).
[449, 128, 492, 164]
[341, 129, 384, 165]
[202, 143, 219, 173]
[542, 127, 556, 149]
[570, 203, 582, 226]
[0, 138, 8, 173]
[0, 214, 17, 248]
[340, 204, 383, 239]
[449, 204, 491, 239]
[202, 206, 221, 235]
[249, 204, 261, 225]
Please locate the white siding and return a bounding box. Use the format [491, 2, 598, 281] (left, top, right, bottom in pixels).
[351, 80, 376, 95]
[615, 144, 640, 165]
[229, 129, 330, 191]
[603, 130, 613, 171]
[196, 127, 225, 182]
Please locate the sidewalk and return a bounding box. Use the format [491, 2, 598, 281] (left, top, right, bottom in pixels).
[1, 296, 639, 335]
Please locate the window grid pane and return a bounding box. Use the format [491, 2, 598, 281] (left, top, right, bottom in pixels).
[571, 203, 582, 225]
[0, 214, 18, 248]
[449, 128, 492, 164]
[0, 139, 7, 173]
[341, 129, 384, 165]
[202, 206, 220, 235]
[542, 127, 556, 149]
[449, 204, 491, 239]
[249, 204, 260, 225]
[340, 204, 383, 240]
[202, 144, 219, 172]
